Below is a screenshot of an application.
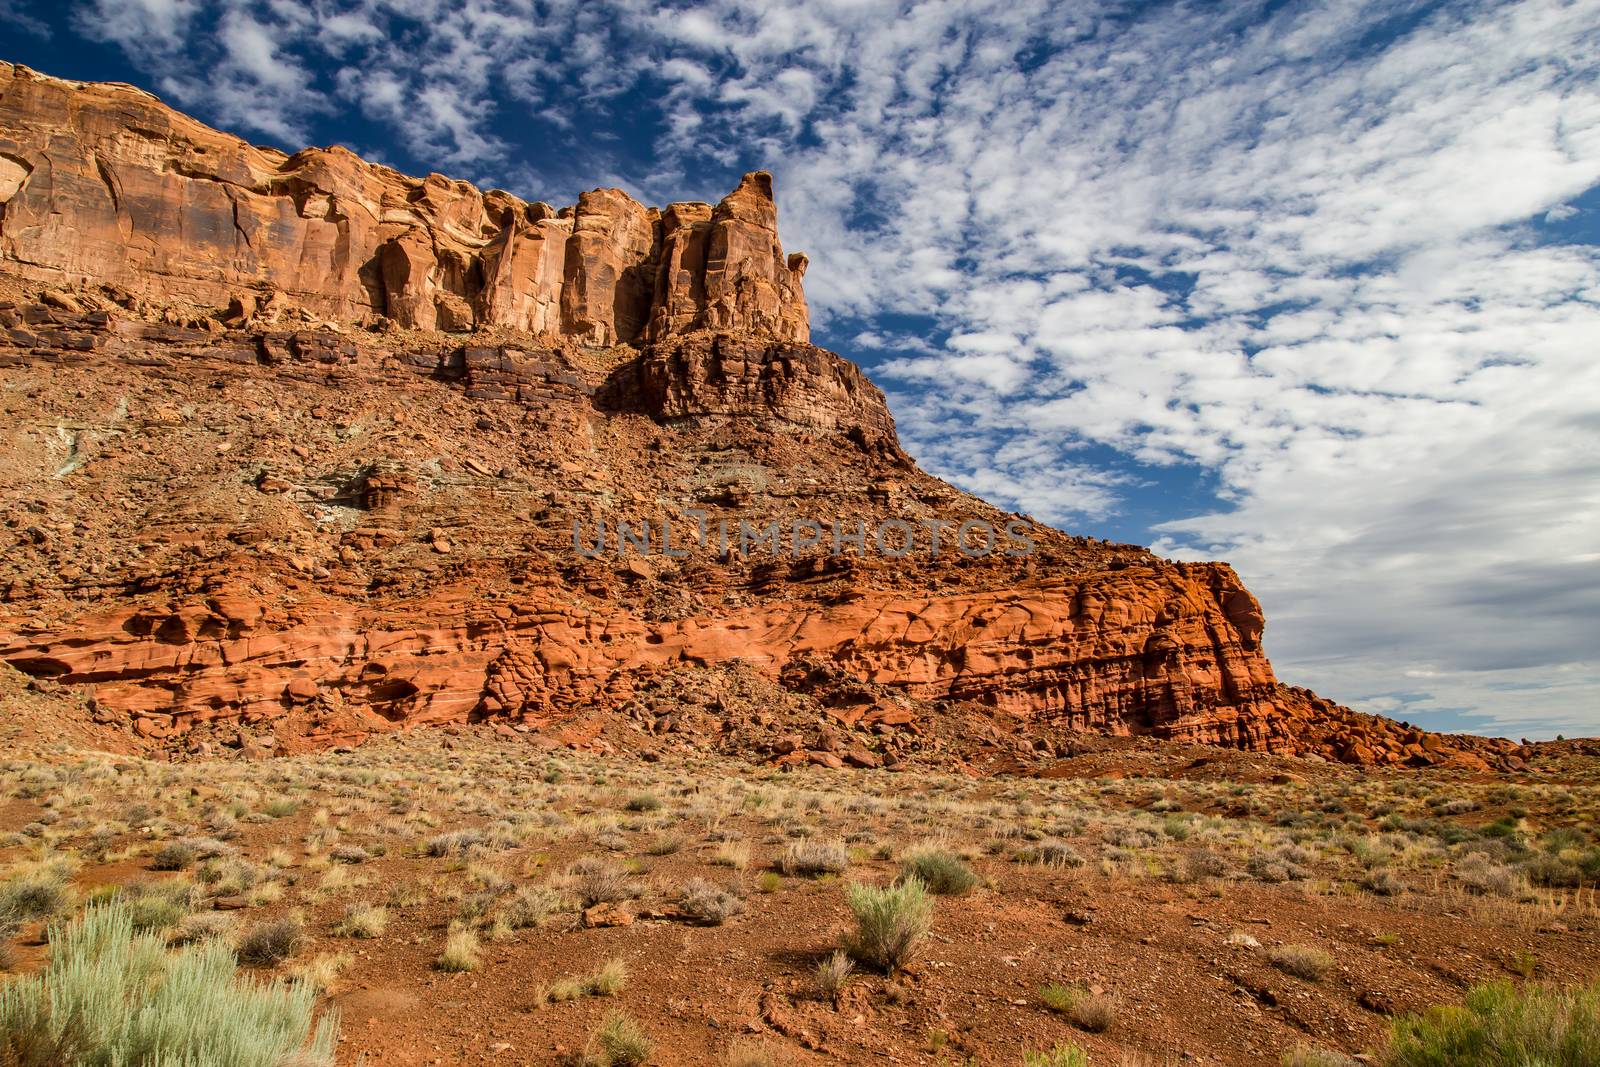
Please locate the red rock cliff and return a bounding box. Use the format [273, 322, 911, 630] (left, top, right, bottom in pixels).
[0, 63, 1517, 772]
[0, 62, 809, 344]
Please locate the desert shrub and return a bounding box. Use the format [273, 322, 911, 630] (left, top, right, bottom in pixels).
[1521, 853, 1583, 889]
[150, 841, 197, 871]
[900, 846, 978, 895]
[1106, 825, 1161, 849]
[501, 885, 567, 929]
[585, 1012, 652, 1067]
[1384, 979, 1600, 1066]
[0, 866, 76, 924]
[780, 839, 849, 877]
[680, 879, 744, 925]
[1021, 1044, 1089, 1067]
[236, 915, 303, 965]
[566, 856, 635, 907]
[120, 879, 200, 932]
[814, 950, 854, 1001]
[0, 903, 336, 1066]
[1456, 853, 1523, 897]
[328, 844, 370, 865]
[1362, 869, 1406, 896]
[623, 793, 662, 813]
[1020, 839, 1085, 868]
[843, 878, 932, 974]
[1270, 944, 1333, 981]
[1040, 983, 1119, 1032]
[333, 902, 387, 938]
[425, 830, 484, 857]
[170, 911, 237, 946]
[435, 927, 480, 972]
[1284, 1045, 1359, 1066]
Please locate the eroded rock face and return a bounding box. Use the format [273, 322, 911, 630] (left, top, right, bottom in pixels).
[649, 173, 809, 343]
[0, 569, 1287, 751]
[0, 62, 808, 344]
[0, 64, 1506, 771]
[635, 335, 901, 445]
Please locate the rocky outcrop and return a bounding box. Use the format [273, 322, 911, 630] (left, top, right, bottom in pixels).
[0, 568, 1287, 750]
[648, 173, 808, 343]
[0, 62, 808, 344]
[635, 335, 900, 443]
[0, 63, 1520, 772]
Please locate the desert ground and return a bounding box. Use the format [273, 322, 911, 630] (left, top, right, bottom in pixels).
[3, 680, 1597, 1067]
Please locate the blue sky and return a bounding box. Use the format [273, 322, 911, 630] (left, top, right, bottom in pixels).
[6, 0, 1600, 739]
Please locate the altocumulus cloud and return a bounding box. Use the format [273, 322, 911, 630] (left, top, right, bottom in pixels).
[37, 0, 1600, 737]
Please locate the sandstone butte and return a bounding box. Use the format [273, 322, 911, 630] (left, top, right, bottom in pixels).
[0, 61, 1525, 774]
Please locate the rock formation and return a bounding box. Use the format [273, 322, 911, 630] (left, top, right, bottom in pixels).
[0, 62, 1520, 772]
[0, 62, 808, 344]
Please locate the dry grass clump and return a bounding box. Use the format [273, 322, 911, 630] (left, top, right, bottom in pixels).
[543, 956, 629, 1003]
[1020, 839, 1085, 869]
[500, 885, 568, 929]
[1269, 943, 1334, 981]
[779, 839, 849, 877]
[713, 841, 751, 870]
[1283, 1046, 1359, 1066]
[584, 1011, 652, 1066]
[1040, 982, 1120, 1032]
[1021, 1044, 1090, 1067]
[435, 926, 481, 972]
[333, 902, 387, 938]
[814, 950, 854, 1001]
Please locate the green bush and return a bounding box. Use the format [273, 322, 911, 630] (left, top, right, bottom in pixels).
[0, 902, 336, 1066]
[900, 846, 978, 895]
[844, 877, 932, 974]
[1385, 979, 1600, 1066]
